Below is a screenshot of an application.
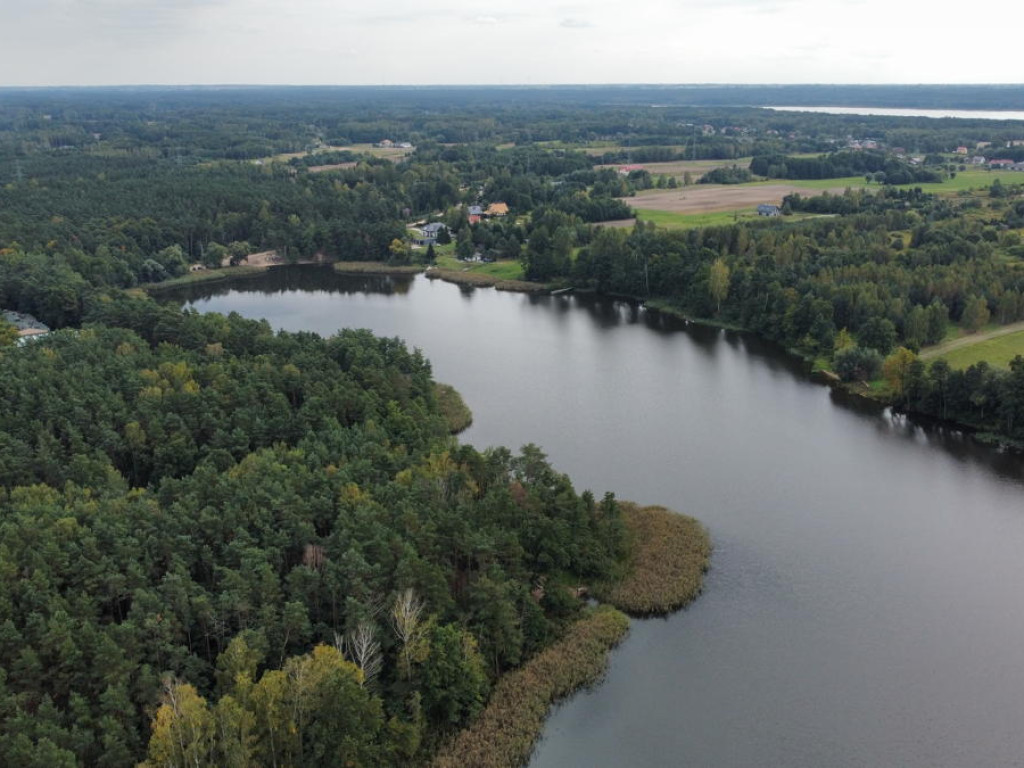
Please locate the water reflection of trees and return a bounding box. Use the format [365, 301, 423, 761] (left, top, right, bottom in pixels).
[160, 265, 414, 305]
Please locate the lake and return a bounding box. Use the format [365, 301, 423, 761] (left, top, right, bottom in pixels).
[769, 106, 1024, 121]
[166, 267, 1024, 767]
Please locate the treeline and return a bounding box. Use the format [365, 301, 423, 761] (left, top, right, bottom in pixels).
[568, 192, 1022, 347]
[0, 157, 435, 280]
[837, 346, 1024, 442]
[0, 300, 627, 766]
[750, 151, 944, 184]
[699, 165, 754, 184]
[782, 186, 933, 215]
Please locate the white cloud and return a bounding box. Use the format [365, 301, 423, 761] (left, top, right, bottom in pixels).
[0, 0, 1020, 85]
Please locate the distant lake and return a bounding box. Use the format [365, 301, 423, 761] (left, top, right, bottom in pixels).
[769, 106, 1024, 121]
[167, 267, 1024, 768]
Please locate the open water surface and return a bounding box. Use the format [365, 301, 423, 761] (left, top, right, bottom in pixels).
[168, 267, 1024, 768]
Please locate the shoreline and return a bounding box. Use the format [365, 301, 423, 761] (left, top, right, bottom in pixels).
[426, 267, 550, 294]
[594, 503, 712, 617]
[332, 261, 424, 276]
[141, 265, 269, 293]
[432, 501, 710, 768]
[630, 295, 1024, 450]
[434, 382, 473, 434]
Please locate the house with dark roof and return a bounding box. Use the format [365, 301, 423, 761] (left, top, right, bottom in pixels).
[414, 222, 449, 245]
[757, 204, 781, 217]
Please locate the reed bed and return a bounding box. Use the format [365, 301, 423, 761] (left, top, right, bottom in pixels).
[595, 503, 711, 616]
[425, 269, 548, 293]
[434, 383, 473, 434]
[143, 265, 265, 292]
[430, 606, 629, 768]
[332, 261, 424, 275]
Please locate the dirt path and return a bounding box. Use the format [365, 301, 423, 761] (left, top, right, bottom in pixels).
[919, 321, 1024, 359]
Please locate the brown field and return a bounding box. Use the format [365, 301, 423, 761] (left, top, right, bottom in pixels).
[592, 218, 637, 229]
[257, 143, 413, 165]
[308, 162, 358, 173]
[624, 183, 849, 214]
[599, 157, 753, 178]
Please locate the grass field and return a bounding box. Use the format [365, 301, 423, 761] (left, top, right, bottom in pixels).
[435, 254, 525, 280]
[777, 170, 1023, 195]
[921, 322, 1024, 369]
[257, 143, 413, 164]
[634, 208, 757, 229]
[634, 208, 830, 229]
[938, 331, 1024, 369]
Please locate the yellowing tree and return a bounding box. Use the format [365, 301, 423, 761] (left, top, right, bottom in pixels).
[709, 258, 730, 314]
[0, 318, 17, 348]
[143, 680, 216, 768]
[882, 347, 917, 396]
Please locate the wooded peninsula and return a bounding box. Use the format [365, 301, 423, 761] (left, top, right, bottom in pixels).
[1, 84, 1023, 766]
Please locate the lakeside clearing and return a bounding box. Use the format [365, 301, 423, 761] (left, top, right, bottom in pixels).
[921, 321, 1024, 369]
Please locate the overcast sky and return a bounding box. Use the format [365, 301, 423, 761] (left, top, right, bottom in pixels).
[2, 0, 1020, 86]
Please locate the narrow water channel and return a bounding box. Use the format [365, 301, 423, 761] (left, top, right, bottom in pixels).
[167, 267, 1024, 767]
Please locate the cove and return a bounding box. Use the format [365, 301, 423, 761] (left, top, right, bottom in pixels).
[164, 266, 1024, 768]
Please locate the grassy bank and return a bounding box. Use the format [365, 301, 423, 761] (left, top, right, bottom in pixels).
[434, 382, 473, 434]
[426, 268, 549, 293]
[332, 261, 424, 276]
[595, 503, 712, 616]
[142, 265, 266, 292]
[643, 299, 747, 332]
[430, 606, 630, 768]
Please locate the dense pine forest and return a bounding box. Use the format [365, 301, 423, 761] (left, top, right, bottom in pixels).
[0, 299, 627, 766]
[3, 86, 1024, 765]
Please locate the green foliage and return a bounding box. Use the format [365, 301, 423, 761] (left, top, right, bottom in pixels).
[698, 165, 753, 184]
[430, 606, 629, 768]
[834, 345, 884, 382]
[0, 301, 628, 766]
[0, 318, 16, 348]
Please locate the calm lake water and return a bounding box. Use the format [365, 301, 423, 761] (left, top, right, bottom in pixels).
[769, 106, 1024, 121]
[168, 267, 1024, 768]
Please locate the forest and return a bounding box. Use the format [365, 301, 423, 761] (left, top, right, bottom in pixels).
[0, 298, 627, 766]
[3, 86, 1024, 765]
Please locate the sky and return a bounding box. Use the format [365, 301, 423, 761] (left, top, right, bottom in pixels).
[1, 0, 1021, 86]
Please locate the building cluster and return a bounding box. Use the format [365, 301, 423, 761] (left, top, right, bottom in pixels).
[412, 202, 510, 245]
[2, 310, 50, 345]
